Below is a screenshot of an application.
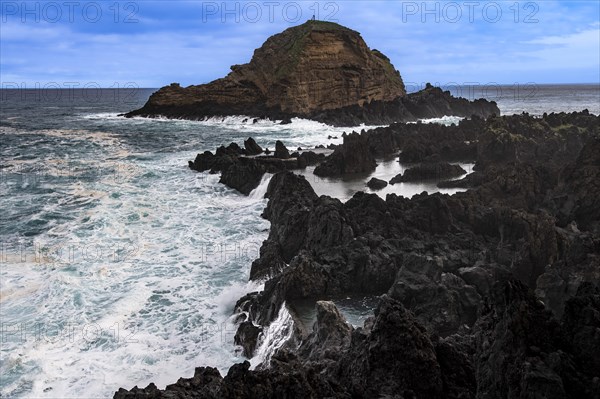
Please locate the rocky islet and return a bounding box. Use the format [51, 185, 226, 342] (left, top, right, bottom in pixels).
[125, 21, 499, 126]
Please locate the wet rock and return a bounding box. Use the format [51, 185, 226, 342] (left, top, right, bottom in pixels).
[114, 367, 223, 398]
[261, 172, 318, 262]
[115, 282, 600, 399]
[244, 137, 263, 155]
[275, 253, 331, 301]
[390, 162, 466, 184]
[298, 151, 324, 167]
[249, 240, 286, 281]
[219, 158, 266, 195]
[366, 128, 398, 157]
[274, 140, 290, 159]
[189, 150, 217, 172]
[402, 83, 499, 121]
[366, 177, 388, 190]
[234, 321, 263, 358]
[314, 132, 376, 176]
[216, 142, 245, 157]
[189, 140, 309, 195]
[298, 301, 352, 363]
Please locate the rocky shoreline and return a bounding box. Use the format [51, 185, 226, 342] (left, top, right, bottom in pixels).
[115, 110, 599, 398]
[126, 83, 500, 127]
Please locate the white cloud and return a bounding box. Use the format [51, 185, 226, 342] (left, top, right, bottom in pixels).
[0, 21, 69, 41]
[520, 27, 600, 68]
[1, 2, 599, 86]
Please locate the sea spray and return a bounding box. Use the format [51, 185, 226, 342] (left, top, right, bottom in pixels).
[4, 87, 597, 397]
[248, 174, 273, 200]
[250, 303, 294, 370]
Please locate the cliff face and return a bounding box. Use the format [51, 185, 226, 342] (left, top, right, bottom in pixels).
[128, 21, 406, 121]
[239, 21, 406, 113]
[127, 20, 500, 125]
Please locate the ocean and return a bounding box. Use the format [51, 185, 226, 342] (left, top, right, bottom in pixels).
[0, 84, 598, 398]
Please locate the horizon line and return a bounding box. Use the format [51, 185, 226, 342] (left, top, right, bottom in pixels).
[1, 82, 599, 90]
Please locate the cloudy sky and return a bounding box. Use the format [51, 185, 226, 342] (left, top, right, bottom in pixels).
[1, 1, 599, 88]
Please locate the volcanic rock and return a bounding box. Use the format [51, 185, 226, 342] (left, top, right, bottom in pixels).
[390, 162, 466, 184]
[298, 301, 352, 363]
[274, 140, 290, 159]
[388, 253, 481, 336]
[189, 139, 311, 195]
[314, 132, 376, 176]
[125, 22, 498, 126]
[126, 21, 405, 124]
[244, 137, 263, 155]
[234, 321, 263, 358]
[337, 295, 445, 398]
[117, 111, 600, 399]
[366, 177, 388, 190]
[219, 157, 266, 195]
[474, 280, 600, 399]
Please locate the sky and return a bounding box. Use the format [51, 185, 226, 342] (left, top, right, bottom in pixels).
[1, 0, 599, 88]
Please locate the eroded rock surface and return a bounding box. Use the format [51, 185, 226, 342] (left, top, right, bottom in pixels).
[117, 112, 600, 398]
[125, 22, 498, 126]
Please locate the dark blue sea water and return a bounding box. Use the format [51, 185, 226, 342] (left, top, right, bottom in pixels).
[0, 84, 598, 397]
